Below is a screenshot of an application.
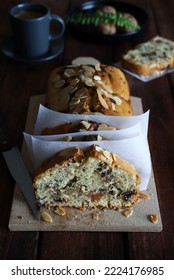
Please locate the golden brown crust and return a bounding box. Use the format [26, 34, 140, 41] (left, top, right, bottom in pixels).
[47, 64, 133, 116]
[122, 56, 173, 76]
[34, 146, 85, 179]
[42, 123, 74, 135]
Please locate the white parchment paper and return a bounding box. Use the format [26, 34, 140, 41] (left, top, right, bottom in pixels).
[34, 104, 149, 137]
[24, 132, 151, 191]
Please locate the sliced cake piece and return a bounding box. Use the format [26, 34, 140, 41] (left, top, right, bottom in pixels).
[122, 36, 174, 76]
[33, 145, 140, 210]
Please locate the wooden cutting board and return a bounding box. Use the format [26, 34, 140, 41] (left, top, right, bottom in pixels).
[8, 95, 162, 232]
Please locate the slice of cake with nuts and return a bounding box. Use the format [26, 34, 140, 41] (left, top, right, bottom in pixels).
[122, 36, 174, 76]
[33, 145, 140, 210]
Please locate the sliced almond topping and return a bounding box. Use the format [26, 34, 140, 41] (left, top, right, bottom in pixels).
[98, 123, 116, 130]
[84, 78, 93, 87]
[95, 63, 101, 71]
[102, 149, 111, 159]
[148, 214, 158, 224]
[97, 89, 109, 109]
[93, 75, 101, 81]
[80, 120, 91, 130]
[70, 98, 80, 106]
[104, 92, 122, 105]
[75, 87, 88, 98]
[41, 211, 53, 223]
[64, 68, 76, 77]
[71, 102, 86, 114]
[97, 80, 113, 93]
[69, 77, 80, 86]
[54, 79, 66, 88]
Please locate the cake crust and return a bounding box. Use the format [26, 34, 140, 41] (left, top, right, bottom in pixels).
[47, 64, 133, 116]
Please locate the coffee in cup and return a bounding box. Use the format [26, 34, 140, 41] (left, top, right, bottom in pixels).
[9, 3, 65, 58]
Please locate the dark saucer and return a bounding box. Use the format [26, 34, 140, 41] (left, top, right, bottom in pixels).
[1, 37, 64, 62]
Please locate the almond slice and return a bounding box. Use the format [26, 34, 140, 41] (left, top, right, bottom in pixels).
[97, 89, 109, 109]
[40, 211, 53, 223]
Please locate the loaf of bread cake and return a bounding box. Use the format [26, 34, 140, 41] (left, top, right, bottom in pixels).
[41, 120, 116, 135]
[47, 64, 133, 116]
[122, 36, 174, 76]
[33, 145, 140, 210]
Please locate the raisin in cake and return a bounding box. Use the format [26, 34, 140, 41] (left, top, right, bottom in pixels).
[122, 36, 174, 76]
[47, 64, 133, 116]
[33, 145, 140, 209]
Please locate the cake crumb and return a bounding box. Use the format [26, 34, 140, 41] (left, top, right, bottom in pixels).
[139, 191, 150, 200]
[54, 206, 66, 216]
[92, 212, 100, 221]
[148, 214, 158, 224]
[122, 208, 133, 218]
[17, 215, 23, 219]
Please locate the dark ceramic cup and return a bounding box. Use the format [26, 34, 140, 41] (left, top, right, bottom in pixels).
[9, 3, 65, 58]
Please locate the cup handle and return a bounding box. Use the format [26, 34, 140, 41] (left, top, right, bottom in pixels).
[49, 15, 65, 40]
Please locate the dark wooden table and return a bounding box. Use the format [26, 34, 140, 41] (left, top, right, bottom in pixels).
[0, 0, 174, 260]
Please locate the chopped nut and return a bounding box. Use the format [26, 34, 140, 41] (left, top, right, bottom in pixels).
[95, 63, 101, 71]
[84, 77, 93, 87]
[122, 208, 133, 218]
[139, 192, 150, 200]
[75, 87, 88, 98]
[41, 211, 53, 223]
[148, 214, 158, 224]
[97, 89, 109, 109]
[92, 212, 100, 221]
[80, 120, 91, 130]
[69, 77, 80, 86]
[93, 75, 101, 81]
[64, 68, 76, 77]
[98, 123, 116, 130]
[54, 206, 66, 216]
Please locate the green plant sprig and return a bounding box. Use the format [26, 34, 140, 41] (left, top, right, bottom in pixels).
[65, 10, 140, 31]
